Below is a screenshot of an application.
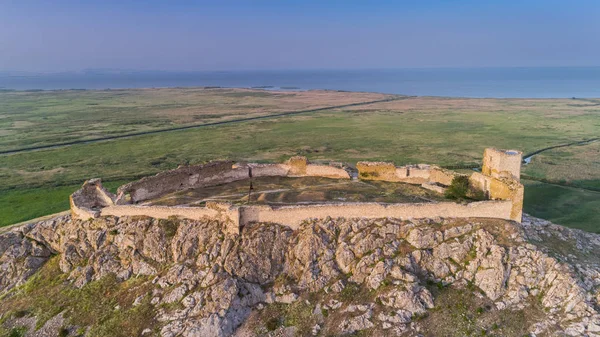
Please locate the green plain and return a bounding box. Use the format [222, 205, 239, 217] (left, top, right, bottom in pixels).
[1, 89, 598, 231]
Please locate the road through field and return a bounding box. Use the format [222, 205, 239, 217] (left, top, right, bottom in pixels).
[0, 96, 406, 156]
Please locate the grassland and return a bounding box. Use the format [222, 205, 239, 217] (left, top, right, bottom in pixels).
[0, 88, 391, 152]
[522, 140, 600, 190]
[0, 88, 598, 231]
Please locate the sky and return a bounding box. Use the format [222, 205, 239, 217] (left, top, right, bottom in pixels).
[1, 0, 599, 72]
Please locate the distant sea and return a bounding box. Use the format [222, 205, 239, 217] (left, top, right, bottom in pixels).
[1, 67, 600, 98]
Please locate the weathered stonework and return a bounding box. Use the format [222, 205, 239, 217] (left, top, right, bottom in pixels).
[469, 172, 524, 222]
[70, 149, 524, 229]
[355, 149, 524, 223]
[482, 148, 522, 181]
[469, 149, 525, 222]
[286, 156, 309, 176]
[116, 161, 240, 203]
[357, 162, 457, 186]
[69, 178, 116, 219]
[356, 162, 398, 181]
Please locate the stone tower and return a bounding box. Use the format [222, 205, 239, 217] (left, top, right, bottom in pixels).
[481, 148, 522, 181]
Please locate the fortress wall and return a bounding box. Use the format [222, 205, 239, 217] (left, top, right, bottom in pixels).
[248, 162, 349, 179]
[357, 162, 399, 181]
[358, 162, 454, 186]
[305, 165, 351, 179]
[469, 172, 523, 222]
[429, 167, 457, 186]
[238, 201, 513, 230]
[102, 205, 220, 220]
[116, 161, 249, 203]
[69, 195, 99, 219]
[115, 158, 350, 205]
[69, 179, 116, 219]
[249, 163, 290, 177]
[92, 199, 513, 233]
[101, 203, 240, 235]
[287, 156, 308, 175]
[194, 167, 249, 186]
[407, 165, 431, 180]
[482, 148, 522, 181]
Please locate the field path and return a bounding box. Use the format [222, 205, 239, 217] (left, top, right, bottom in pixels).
[0, 96, 407, 156]
[522, 137, 600, 162]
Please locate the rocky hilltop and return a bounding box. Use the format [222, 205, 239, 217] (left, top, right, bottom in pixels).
[1, 214, 600, 337]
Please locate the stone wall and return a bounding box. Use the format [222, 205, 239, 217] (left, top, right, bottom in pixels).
[115, 157, 349, 204]
[356, 162, 398, 181]
[469, 172, 524, 222]
[69, 179, 116, 219]
[70, 148, 524, 229]
[482, 148, 522, 181]
[97, 200, 513, 232]
[101, 202, 240, 235]
[357, 162, 457, 186]
[236, 201, 513, 230]
[248, 163, 289, 177]
[305, 164, 350, 179]
[116, 161, 241, 203]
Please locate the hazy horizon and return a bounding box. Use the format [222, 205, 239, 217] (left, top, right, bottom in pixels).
[1, 0, 599, 72]
[3, 65, 600, 74]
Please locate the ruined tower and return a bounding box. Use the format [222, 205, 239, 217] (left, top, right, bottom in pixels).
[481, 148, 522, 181]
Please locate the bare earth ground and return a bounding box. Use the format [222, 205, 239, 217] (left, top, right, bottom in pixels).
[0, 88, 598, 231]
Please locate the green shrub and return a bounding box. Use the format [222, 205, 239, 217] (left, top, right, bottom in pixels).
[340, 282, 361, 302]
[159, 217, 179, 239]
[265, 317, 280, 331]
[8, 326, 27, 337]
[58, 327, 70, 337]
[445, 176, 470, 200]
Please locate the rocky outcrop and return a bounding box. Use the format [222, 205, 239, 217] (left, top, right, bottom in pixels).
[1, 214, 600, 336]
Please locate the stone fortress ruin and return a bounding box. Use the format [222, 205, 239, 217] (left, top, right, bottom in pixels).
[70, 148, 524, 234]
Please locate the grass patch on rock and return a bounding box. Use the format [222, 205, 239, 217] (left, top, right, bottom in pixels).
[0, 257, 157, 337]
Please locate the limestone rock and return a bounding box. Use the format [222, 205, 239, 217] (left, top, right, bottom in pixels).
[2, 214, 600, 336]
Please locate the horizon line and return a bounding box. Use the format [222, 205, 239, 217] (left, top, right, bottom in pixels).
[2, 65, 600, 75]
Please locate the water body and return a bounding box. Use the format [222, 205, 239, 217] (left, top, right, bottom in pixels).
[2, 67, 600, 98]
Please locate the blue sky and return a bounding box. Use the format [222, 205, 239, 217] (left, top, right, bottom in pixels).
[1, 0, 599, 72]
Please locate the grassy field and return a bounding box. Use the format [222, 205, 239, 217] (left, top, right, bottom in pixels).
[0, 181, 127, 227]
[522, 140, 600, 190]
[523, 180, 600, 232]
[0, 89, 598, 231]
[0, 88, 391, 152]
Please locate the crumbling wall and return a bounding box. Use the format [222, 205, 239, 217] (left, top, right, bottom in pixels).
[358, 162, 454, 186]
[248, 161, 349, 179]
[429, 167, 457, 186]
[69, 179, 116, 219]
[116, 161, 247, 203]
[115, 157, 349, 204]
[482, 148, 522, 181]
[469, 172, 523, 222]
[357, 162, 398, 181]
[287, 156, 308, 175]
[467, 148, 524, 222]
[97, 199, 513, 232]
[248, 163, 289, 177]
[305, 164, 350, 179]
